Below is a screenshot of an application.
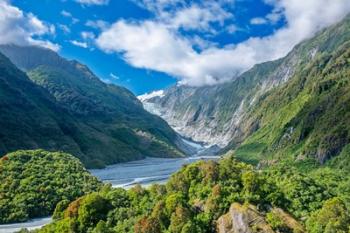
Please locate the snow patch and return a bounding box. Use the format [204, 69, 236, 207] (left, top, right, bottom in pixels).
[138, 90, 164, 102]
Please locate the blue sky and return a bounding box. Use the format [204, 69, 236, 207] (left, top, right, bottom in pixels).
[2, 0, 350, 94]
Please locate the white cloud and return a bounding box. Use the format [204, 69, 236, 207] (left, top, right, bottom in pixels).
[75, 0, 109, 6]
[81, 31, 95, 41]
[97, 0, 350, 86]
[70, 40, 88, 48]
[58, 24, 71, 34]
[164, 3, 233, 32]
[60, 10, 79, 24]
[226, 24, 238, 34]
[86, 20, 110, 30]
[135, 0, 234, 33]
[250, 6, 283, 25]
[250, 17, 268, 25]
[266, 10, 283, 24]
[61, 10, 72, 18]
[0, 1, 59, 51]
[138, 90, 164, 101]
[131, 0, 185, 14]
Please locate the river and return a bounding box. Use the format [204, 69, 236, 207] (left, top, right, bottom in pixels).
[0, 139, 219, 232]
[89, 155, 219, 189]
[0, 217, 52, 233]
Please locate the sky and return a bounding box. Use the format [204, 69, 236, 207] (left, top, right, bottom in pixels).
[1, 0, 350, 95]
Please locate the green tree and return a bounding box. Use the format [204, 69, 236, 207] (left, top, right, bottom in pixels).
[306, 198, 350, 233]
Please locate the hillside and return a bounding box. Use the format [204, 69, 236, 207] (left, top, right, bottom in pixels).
[0, 150, 101, 224]
[141, 15, 350, 167]
[36, 156, 350, 233]
[140, 51, 295, 147]
[232, 15, 350, 166]
[0, 45, 185, 168]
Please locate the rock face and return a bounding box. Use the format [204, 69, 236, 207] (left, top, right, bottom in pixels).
[140, 34, 300, 147]
[217, 203, 274, 233]
[217, 203, 304, 233]
[141, 15, 350, 165]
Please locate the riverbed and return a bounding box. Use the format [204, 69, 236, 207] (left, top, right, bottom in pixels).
[90, 155, 219, 189]
[0, 140, 220, 232]
[0, 217, 52, 233]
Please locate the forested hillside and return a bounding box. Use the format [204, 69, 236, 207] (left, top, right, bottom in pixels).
[0, 45, 185, 168]
[232, 15, 350, 167]
[36, 156, 350, 233]
[0, 150, 101, 224]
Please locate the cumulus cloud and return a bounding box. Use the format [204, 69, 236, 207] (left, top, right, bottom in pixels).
[162, 3, 233, 32]
[96, 0, 350, 86]
[75, 0, 109, 6]
[0, 1, 59, 51]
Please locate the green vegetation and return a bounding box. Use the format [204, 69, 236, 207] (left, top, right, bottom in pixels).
[0, 45, 184, 168]
[1, 11, 350, 233]
[35, 156, 350, 232]
[232, 15, 350, 166]
[306, 198, 350, 233]
[0, 150, 102, 224]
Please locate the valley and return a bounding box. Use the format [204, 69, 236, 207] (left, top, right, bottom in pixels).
[0, 140, 219, 233]
[0, 4, 349, 233]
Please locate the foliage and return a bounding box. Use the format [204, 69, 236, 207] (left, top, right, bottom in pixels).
[0, 45, 184, 169]
[232, 16, 350, 166]
[306, 198, 350, 233]
[37, 156, 350, 233]
[0, 150, 101, 224]
[266, 212, 292, 232]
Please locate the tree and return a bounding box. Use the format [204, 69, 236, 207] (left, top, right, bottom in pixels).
[77, 193, 111, 232]
[134, 216, 161, 233]
[306, 198, 350, 233]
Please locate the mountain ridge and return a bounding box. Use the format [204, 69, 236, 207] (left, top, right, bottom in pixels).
[0, 45, 186, 168]
[141, 14, 350, 166]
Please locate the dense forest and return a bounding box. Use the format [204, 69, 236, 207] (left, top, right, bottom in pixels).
[0, 150, 101, 224]
[32, 156, 350, 233]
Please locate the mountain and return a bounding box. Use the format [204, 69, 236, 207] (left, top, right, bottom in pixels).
[0, 45, 185, 168]
[232, 15, 350, 166]
[140, 46, 299, 148]
[141, 15, 350, 166]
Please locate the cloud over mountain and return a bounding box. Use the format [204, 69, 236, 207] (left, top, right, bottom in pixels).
[96, 0, 350, 86]
[0, 1, 59, 51]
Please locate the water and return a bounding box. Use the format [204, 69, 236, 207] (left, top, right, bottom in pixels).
[0, 217, 52, 233]
[90, 138, 219, 189]
[0, 139, 219, 232]
[90, 155, 219, 189]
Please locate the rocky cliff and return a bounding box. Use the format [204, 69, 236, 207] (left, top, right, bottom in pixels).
[217, 203, 304, 233]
